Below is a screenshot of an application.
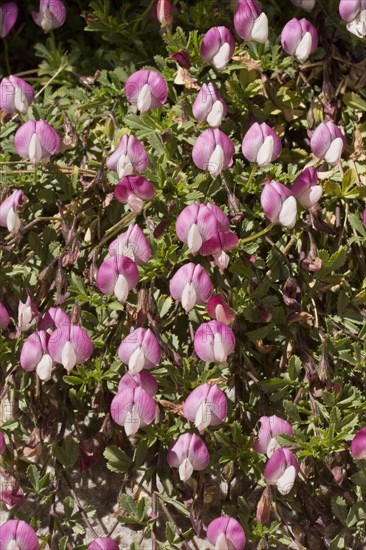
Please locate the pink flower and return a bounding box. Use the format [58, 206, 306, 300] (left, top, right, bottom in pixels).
[290, 0, 316, 10]
[156, 0, 173, 27]
[48, 324, 93, 373]
[118, 371, 158, 397]
[242, 122, 282, 167]
[363, 208, 366, 227]
[206, 203, 230, 231]
[0, 474, 25, 507]
[109, 224, 151, 265]
[264, 447, 300, 495]
[200, 26, 235, 71]
[207, 516, 246, 550]
[32, 0, 66, 33]
[281, 18, 318, 62]
[169, 262, 213, 312]
[253, 415, 294, 457]
[0, 76, 35, 114]
[207, 294, 235, 325]
[192, 128, 234, 178]
[0, 432, 6, 454]
[114, 176, 154, 214]
[0, 3, 18, 38]
[167, 433, 210, 481]
[18, 295, 38, 332]
[310, 121, 346, 166]
[110, 386, 156, 436]
[125, 69, 168, 114]
[194, 320, 236, 364]
[171, 50, 191, 69]
[192, 82, 227, 128]
[234, 0, 268, 43]
[38, 307, 70, 332]
[176, 203, 219, 255]
[107, 134, 148, 178]
[291, 167, 322, 209]
[14, 119, 61, 164]
[20, 330, 54, 381]
[0, 303, 10, 330]
[199, 231, 238, 269]
[0, 520, 39, 550]
[350, 426, 366, 460]
[0, 189, 24, 234]
[118, 327, 161, 374]
[261, 180, 297, 229]
[339, 0, 366, 38]
[96, 255, 139, 303]
[184, 383, 227, 432]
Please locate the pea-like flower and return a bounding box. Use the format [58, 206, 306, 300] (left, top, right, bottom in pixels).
[261, 180, 297, 229]
[20, 330, 54, 381]
[290, 0, 316, 10]
[118, 371, 158, 397]
[207, 516, 246, 550]
[200, 230, 238, 269]
[176, 203, 219, 255]
[200, 26, 235, 71]
[38, 307, 70, 332]
[194, 320, 236, 364]
[14, 119, 61, 164]
[310, 121, 346, 166]
[48, 324, 93, 373]
[0, 76, 35, 114]
[0, 303, 10, 331]
[32, 0, 66, 33]
[281, 18, 318, 62]
[0, 3, 18, 38]
[192, 82, 227, 128]
[184, 383, 227, 432]
[109, 224, 151, 265]
[118, 327, 161, 375]
[96, 255, 139, 303]
[207, 294, 235, 325]
[125, 69, 168, 114]
[291, 167, 322, 209]
[18, 295, 38, 332]
[264, 447, 300, 495]
[339, 0, 366, 38]
[167, 433, 210, 482]
[88, 537, 119, 550]
[242, 122, 282, 167]
[0, 520, 39, 550]
[192, 128, 234, 178]
[110, 386, 156, 436]
[253, 415, 294, 457]
[107, 134, 148, 179]
[156, 0, 173, 27]
[234, 0, 268, 43]
[0, 189, 24, 235]
[350, 426, 366, 460]
[206, 203, 231, 231]
[114, 176, 154, 214]
[169, 262, 213, 312]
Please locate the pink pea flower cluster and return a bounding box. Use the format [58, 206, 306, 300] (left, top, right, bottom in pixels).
[0, 1, 66, 38]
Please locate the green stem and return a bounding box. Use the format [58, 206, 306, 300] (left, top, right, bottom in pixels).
[244, 164, 258, 192]
[240, 223, 275, 245]
[2, 38, 11, 75]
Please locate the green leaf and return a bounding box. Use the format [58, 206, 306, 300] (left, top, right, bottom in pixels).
[331, 496, 348, 526]
[156, 492, 190, 517]
[103, 446, 132, 473]
[54, 438, 79, 469]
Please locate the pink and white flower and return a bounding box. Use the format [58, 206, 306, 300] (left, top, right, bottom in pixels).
[118, 327, 161, 374]
[310, 122, 346, 166]
[0, 520, 39, 550]
[253, 415, 294, 457]
[281, 18, 318, 62]
[14, 119, 61, 164]
[199, 230, 238, 269]
[0, 303, 10, 331]
[234, 0, 268, 43]
[114, 176, 154, 214]
[350, 426, 366, 460]
[192, 82, 227, 128]
[242, 122, 282, 167]
[167, 433, 210, 482]
[169, 262, 213, 312]
[156, 0, 173, 27]
[0, 189, 24, 234]
[261, 180, 297, 229]
[32, 0, 66, 32]
[339, 0, 366, 38]
[38, 307, 70, 332]
[48, 324, 93, 373]
[0, 3, 18, 38]
[125, 69, 168, 114]
[207, 294, 235, 325]
[0, 76, 35, 114]
[264, 447, 300, 495]
[184, 383, 227, 432]
[88, 538, 119, 550]
[110, 386, 156, 436]
[176, 203, 219, 255]
[194, 320, 236, 364]
[118, 371, 158, 397]
[18, 295, 38, 332]
[96, 255, 139, 303]
[200, 26, 235, 71]
[109, 224, 151, 265]
[291, 167, 322, 209]
[192, 128, 235, 178]
[207, 516, 246, 550]
[107, 134, 148, 178]
[20, 330, 54, 381]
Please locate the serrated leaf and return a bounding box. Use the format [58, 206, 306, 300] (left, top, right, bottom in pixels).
[103, 446, 132, 473]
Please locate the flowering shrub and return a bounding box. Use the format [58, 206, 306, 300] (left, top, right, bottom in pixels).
[0, 0, 366, 548]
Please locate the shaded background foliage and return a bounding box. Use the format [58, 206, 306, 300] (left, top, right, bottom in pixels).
[0, 0, 366, 548]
